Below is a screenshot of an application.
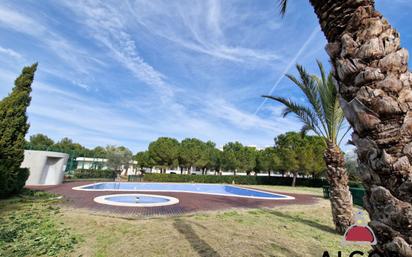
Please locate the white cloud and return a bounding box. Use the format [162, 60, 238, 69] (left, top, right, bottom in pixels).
[0, 0, 323, 152]
[0, 6, 46, 36]
[0, 5, 103, 77]
[0, 46, 22, 59]
[128, 0, 281, 63]
[71, 80, 90, 91]
[254, 26, 321, 115]
[61, 0, 176, 101]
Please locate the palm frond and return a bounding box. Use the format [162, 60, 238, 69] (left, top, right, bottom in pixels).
[337, 125, 352, 146]
[286, 65, 328, 137]
[263, 61, 350, 148]
[317, 74, 335, 139]
[316, 60, 327, 84]
[300, 124, 311, 137]
[278, 0, 288, 16]
[316, 66, 347, 145]
[262, 95, 326, 138]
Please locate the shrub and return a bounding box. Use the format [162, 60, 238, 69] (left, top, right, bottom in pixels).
[0, 161, 30, 198]
[0, 64, 37, 198]
[142, 173, 329, 187]
[14, 168, 29, 194]
[323, 186, 365, 207]
[348, 181, 363, 188]
[72, 169, 115, 179]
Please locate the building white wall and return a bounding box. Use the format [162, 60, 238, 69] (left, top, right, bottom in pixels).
[75, 157, 138, 176]
[22, 150, 69, 185]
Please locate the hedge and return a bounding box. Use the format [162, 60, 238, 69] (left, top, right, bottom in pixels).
[72, 169, 115, 179]
[0, 160, 29, 198]
[323, 186, 366, 207]
[141, 173, 330, 187]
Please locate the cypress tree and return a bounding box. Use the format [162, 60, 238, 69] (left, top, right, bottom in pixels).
[0, 63, 37, 198]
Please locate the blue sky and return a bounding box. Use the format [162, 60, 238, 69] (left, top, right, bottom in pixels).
[0, 0, 411, 153]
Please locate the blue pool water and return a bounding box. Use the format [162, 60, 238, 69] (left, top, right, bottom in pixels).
[75, 182, 294, 200]
[106, 195, 169, 204]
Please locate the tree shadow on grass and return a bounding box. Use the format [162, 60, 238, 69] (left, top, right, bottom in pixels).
[265, 210, 337, 234]
[173, 219, 221, 257]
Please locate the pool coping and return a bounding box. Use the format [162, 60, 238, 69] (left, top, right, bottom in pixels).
[72, 182, 295, 201]
[93, 193, 180, 207]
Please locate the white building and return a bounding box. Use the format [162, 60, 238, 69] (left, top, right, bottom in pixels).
[22, 150, 69, 185]
[75, 157, 138, 175]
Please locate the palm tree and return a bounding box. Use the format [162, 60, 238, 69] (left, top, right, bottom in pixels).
[264, 61, 353, 234]
[277, 1, 412, 256]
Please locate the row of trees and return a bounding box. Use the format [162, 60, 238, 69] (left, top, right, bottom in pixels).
[29, 131, 330, 183]
[27, 134, 134, 173]
[28, 132, 328, 180]
[27, 134, 109, 158]
[135, 133, 326, 183]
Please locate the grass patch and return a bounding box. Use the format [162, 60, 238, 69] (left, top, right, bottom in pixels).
[245, 185, 324, 196]
[0, 187, 369, 257]
[0, 189, 79, 257]
[62, 199, 370, 257]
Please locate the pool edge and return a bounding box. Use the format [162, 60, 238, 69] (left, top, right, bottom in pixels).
[72, 182, 296, 201]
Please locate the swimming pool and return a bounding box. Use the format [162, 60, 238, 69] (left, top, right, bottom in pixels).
[73, 182, 294, 200]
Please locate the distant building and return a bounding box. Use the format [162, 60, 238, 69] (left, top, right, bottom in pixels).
[75, 157, 138, 175]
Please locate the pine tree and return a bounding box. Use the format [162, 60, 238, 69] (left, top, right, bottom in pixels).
[0, 63, 37, 198]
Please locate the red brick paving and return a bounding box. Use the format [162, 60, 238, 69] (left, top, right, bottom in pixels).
[28, 181, 319, 217]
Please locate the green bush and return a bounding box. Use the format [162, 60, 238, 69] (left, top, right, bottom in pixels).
[0, 64, 37, 199]
[14, 168, 29, 193]
[0, 161, 30, 198]
[322, 186, 366, 207]
[142, 173, 329, 187]
[73, 169, 115, 179]
[348, 181, 363, 188]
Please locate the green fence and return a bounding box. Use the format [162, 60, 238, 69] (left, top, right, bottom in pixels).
[128, 175, 144, 182]
[323, 186, 365, 207]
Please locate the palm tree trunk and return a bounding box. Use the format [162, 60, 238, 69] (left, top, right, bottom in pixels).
[310, 1, 412, 255]
[324, 142, 354, 235]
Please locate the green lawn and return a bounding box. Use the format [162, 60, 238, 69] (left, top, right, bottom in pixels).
[246, 185, 324, 196]
[0, 190, 79, 257]
[0, 186, 370, 257]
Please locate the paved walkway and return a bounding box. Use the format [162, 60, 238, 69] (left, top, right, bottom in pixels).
[29, 181, 319, 217]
